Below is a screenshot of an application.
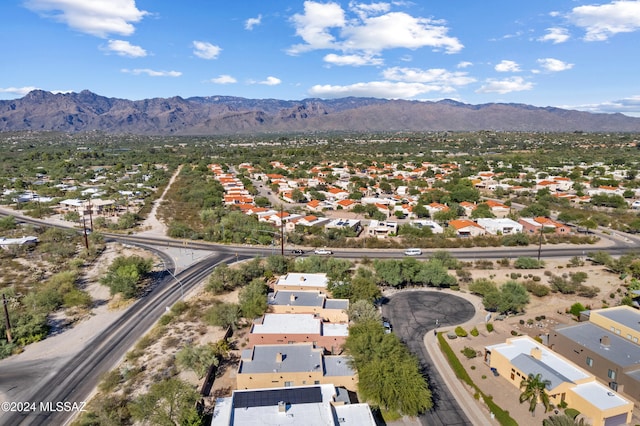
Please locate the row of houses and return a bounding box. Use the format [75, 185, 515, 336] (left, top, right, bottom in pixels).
[209, 163, 576, 241]
[213, 272, 376, 425]
[485, 305, 640, 426]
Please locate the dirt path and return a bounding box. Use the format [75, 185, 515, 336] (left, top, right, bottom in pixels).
[137, 164, 182, 238]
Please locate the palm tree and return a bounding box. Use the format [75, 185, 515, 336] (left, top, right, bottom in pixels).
[519, 373, 552, 417]
[542, 414, 589, 426]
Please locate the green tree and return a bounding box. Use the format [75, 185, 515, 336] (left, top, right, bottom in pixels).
[176, 344, 219, 378]
[205, 302, 240, 329]
[347, 299, 380, 323]
[519, 373, 551, 417]
[129, 378, 201, 426]
[239, 279, 268, 319]
[497, 281, 530, 314]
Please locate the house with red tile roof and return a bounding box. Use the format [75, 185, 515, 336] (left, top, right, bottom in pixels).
[484, 200, 510, 218]
[518, 217, 571, 235]
[448, 219, 486, 237]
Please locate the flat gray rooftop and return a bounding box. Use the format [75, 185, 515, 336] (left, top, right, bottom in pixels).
[239, 344, 323, 374]
[595, 307, 640, 331]
[554, 322, 640, 368]
[268, 290, 324, 307]
[511, 353, 573, 391]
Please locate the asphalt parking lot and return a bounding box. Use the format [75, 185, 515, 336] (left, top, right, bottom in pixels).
[383, 290, 476, 426]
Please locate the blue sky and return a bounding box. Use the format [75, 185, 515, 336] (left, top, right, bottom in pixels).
[1, 1, 640, 116]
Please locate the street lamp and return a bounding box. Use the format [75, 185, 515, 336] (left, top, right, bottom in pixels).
[157, 261, 184, 300]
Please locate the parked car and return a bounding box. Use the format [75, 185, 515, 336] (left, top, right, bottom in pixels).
[383, 320, 392, 334]
[291, 249, 305, 255]
[404, 248, 422, 256]
[314, 248, 333, 255]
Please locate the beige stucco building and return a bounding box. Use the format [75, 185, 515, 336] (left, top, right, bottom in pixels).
[248, 313, 348, 354]
[485, 336, 633, 426]
[237, 343, 357, 391]
[267, 290, 349, 322]
[549, 306, 640, 403]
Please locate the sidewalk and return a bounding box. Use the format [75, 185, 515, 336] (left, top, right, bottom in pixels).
[422, 289, 496, 426]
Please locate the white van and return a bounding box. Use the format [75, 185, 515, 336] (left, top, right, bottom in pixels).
[404, 248, 422, 256]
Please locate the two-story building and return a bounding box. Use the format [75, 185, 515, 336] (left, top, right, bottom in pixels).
[268, 290, 349, 322]
[248, 313, 347, 354]
[237, 343, 357, 391]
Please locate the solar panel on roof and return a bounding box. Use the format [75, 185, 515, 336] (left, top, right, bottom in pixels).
[233, 386, 323, 409]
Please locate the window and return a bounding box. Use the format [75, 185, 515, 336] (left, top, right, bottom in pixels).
[608, 369, 617, 380]
[610, 326, 615, 332]
[634, 337, 639, 343]
[314, 380, 320, 385]
[586, 357, 593, 367]
[284, 381, 294, 387]
[615, 329, 621, 335]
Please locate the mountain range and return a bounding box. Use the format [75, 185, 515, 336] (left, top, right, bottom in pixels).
[1, 90, 639, 134]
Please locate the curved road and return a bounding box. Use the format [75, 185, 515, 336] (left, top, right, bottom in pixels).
[383, 291, 476, 426]
[1, 251, 242, 425]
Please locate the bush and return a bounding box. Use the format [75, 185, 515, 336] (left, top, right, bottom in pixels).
[461, 346, 477, 359]
[455, 326, 468, 337]
[514, 257, 544, 269]
[486, 323, 494, 333]
[470, 327, 479, 337]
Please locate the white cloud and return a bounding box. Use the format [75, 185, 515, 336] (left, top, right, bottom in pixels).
[288, 1, 462, 56]
[476, 77, 533, 94]
[25, 0, 147, 37]
[382, 66, 476, 87]
[342, 12, 463, 54]
[568, 0, 640, 41]
[259, 76, 282, 86]
[537, 58, 574, 72]
[457, 61, 473, 68]
[121, 68, 181, 77]
[568, 95, 640, 117]
[538, 27, 570, 44]
[324, 53, 383, 66]
[308, 81, 453, 98]
[349, 1, 391, 19]
[192, 41, 222, 60]
[104, 39, 147, 57]
[288, 1, 346, 54]
[209, 75, 237, 84]
[309, 64, 476, 99]
[0, 86, 40, 96]
[495, 60, 521, 73]
[245, 14, 262, 30]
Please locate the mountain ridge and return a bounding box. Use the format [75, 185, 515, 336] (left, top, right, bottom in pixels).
[1, 90, 639, 134]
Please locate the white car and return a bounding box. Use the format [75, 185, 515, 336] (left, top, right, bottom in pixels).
[314, 248, 333, 255]
[404, 248, 422, 256]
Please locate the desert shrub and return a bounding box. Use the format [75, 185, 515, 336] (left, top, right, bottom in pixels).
[514, 257, 544, 269]
[470, 327, 479, 337]
[461, 346, 477, 358]
[486, 323, 494, 333]
[455, 326, 468, 337]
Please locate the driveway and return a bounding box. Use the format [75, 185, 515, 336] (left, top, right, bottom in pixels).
[383, 291, 476, 426]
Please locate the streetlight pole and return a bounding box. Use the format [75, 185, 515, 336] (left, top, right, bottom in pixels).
[158, 261, 184, 300]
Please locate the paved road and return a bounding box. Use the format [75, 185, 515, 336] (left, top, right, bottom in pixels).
[383, 291, 476, 426]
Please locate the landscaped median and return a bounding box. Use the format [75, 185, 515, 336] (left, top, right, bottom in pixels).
[436, 332, 518, 426]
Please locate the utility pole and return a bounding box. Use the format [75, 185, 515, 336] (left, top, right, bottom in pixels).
[537, 227, 543, 261]
[2, 293, 12, 344]
[88, 202, 94, 230]
[82, 216, 89, 250]
[280, 205, 285, 257]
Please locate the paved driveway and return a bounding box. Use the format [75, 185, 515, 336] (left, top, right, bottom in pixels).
[383, 291, 476, 426]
